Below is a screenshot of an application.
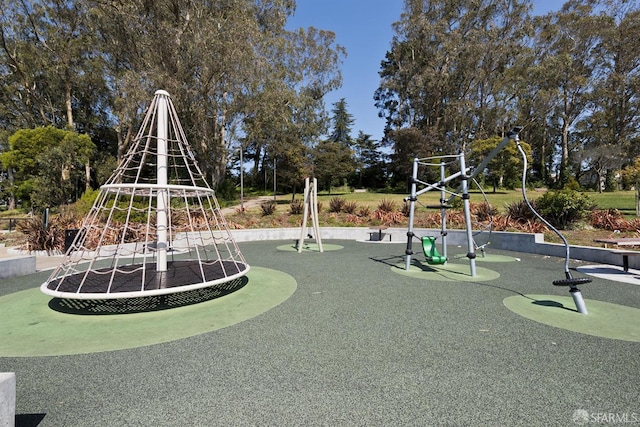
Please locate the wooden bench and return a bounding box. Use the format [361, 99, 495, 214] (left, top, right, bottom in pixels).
[593, 238, 640, 248]
[592, 238, 640, 271]
[368, 226, 391, 242]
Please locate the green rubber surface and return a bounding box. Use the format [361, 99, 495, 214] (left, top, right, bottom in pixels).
[503, 294, 640, 342]
[392, 261, 500, 282]
[277, 243, 343, 252]
[0, 266, 297, 357]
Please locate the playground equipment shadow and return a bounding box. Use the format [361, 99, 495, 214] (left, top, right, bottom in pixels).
[1, 239, 639, 426]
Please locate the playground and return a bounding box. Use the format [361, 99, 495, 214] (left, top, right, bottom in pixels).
[1, 235, 640, 425]
[1, 93, 638, 425]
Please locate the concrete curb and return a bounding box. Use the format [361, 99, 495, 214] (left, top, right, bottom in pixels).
[0, 372, 15, 427]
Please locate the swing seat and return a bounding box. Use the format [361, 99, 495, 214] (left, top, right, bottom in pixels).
[421, 236, 447, 265]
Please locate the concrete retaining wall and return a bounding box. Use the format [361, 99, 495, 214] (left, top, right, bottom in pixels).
[0, 228, 629, 279]
[0, 256, 35, 280]
[232, 227, 629, 269]
[0, 372, 15, 427]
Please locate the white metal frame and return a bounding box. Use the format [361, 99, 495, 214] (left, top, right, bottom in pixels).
[404, 130, 521, 277]
[41, 90, 250, 300]
[298, 177, 323, 252]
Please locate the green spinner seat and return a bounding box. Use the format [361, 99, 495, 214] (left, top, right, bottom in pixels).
[421, 236, 447, 265]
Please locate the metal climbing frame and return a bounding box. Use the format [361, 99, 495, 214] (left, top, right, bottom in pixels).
[404, 129, 522, 277]
[404, 153, 477, 275]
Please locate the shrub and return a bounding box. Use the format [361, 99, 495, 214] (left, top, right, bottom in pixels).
[449, 196, 463, 210]
[373, 210, 405, 225]
[329, 196, 346, 213]
[343, 201, 358, 214]
[15, 206, 82, 252]
[471, 202, 498, 222]
[376, 198, 396, 213]
[343, 213, 364, 225]
[505, 200, 538, 224]
[534, 189, 595, 229]
[401, 202, 411, 217]
[563, 177, 581, 191]
[19, 217, 56, 252]
[289, 199, 304, 215]
[260, 200, 277, 216]
[589, 209, 630, 231]
[358, 205, 371, 217]
[74, 188, 100, 216]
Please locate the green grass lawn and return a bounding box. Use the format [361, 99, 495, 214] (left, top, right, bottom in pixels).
[218, 188, 639, 248]
[278, 189, 638, 218]
[1, 189, 637, 250]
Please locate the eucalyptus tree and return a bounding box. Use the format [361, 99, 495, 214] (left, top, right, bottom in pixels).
[375, 0, 531, 156]
[90, 0, 344, 190]
[241, 25, 345, 193]
[579, 1, 640, 190]
[0, 0, 55, 128]
[527, 2, 610, 187]
[0, 0, 346, 205]
[92, 0, 276, 186]
[0, 0, 106, 199]
[0, 0, 102, 130]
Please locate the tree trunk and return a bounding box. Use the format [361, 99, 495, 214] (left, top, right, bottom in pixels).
[560, 118, 570, 187]
[65, 82, 74, 129]
[7, 168, 15, 210]
[117, 125, 133, 160]
[85, 160, 91, 191]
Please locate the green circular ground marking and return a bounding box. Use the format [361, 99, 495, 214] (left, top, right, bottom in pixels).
[392, 261, 500, 282]
[276, 243, 343, 252]
[503, 294, 640, 342]
[0, 266, 297, 357]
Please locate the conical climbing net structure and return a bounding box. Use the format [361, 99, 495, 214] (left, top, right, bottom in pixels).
[41, 90, 249, 302]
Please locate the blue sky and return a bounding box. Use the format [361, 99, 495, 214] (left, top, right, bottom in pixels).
[286, 1, 562, 143]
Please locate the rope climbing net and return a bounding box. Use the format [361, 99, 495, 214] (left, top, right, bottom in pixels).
[41, 90, 249, 300]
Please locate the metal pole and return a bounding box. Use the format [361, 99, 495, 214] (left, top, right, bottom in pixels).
[405, 158, 419, 270]
[440, 160, 447, 261]
[240, 145, 244, 211]
[459, 153, 476, 277]
[155, 90, 169, 273]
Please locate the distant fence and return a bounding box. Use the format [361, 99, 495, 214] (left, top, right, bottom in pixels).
[0, 217, 29, 232]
